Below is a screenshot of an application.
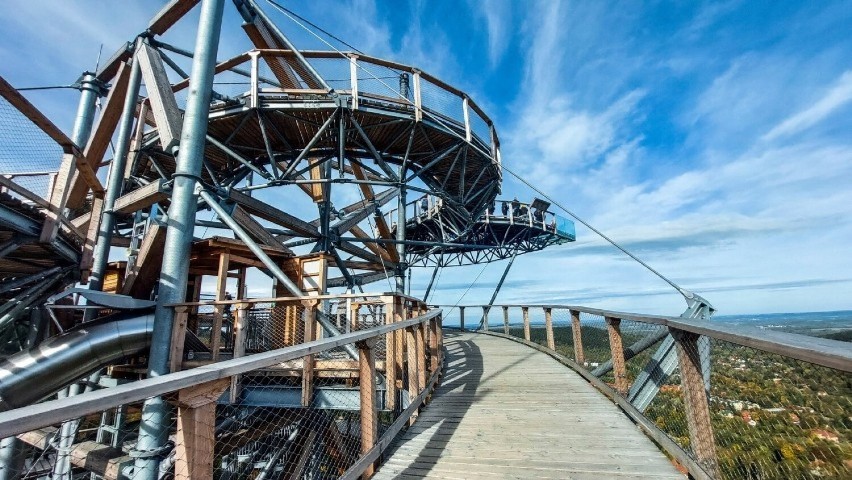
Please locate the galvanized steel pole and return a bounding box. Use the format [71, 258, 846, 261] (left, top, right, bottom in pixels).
[88, 43, 143, 293]
[134, 1, 225, 478]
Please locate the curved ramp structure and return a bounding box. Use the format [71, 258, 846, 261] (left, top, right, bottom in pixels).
[0, 310, 154, 411]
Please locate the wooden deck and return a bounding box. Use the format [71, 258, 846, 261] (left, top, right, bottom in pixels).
[373, 331, 684, 479]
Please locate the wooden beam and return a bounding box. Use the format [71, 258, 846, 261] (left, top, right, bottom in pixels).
[173, 378, 229, 480]
[230, 205, 284, 249]
[79, 196, 105, 282]
[606, 317, 628, 396]
[113, 178, 169, 214]
[40, 153, 76, 243]
[358, 339, 378, 477]
[242, 21, 301, 88]
[211, 251, 230, 361]
[350, 162, 398, 262]
[571, 309, 585, 364]
[406, 324, 419, 425]
[544, 307, 555, 350]
[136, 43, 182, 152]
[672, 330, 721, 477]
[301, 302, 316, 407]
[522, 307, 530, 341]
[502, 306, 509, 334]
[382, 296, 397, 411]
[68, 61, 132, 209]
[0, 75, 75, 152]
[148, 0, 200, 35]
[121, 222, 166, 298]
[227, 188, 319, 237]
[169, 307, 189, 373]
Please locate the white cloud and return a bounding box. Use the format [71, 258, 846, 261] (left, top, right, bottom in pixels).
[762, 70, 852, 141]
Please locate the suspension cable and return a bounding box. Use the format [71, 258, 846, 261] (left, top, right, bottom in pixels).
[501, 164, 692, 299]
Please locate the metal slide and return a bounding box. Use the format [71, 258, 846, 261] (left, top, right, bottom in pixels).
[0, 311, 155, 411]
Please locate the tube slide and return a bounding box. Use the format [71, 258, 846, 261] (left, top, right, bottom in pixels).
[0, 311, 155, 411]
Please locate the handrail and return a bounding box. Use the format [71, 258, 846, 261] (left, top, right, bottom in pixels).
[437, 304, 852, 372]
[0, 308, 442, 439]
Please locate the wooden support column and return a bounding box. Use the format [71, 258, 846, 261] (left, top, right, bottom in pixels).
[382, 296, 397, 411]
[429, 316, 440, 373]
[605, 317, 628, 395]
[544, 307, 555, 350]
[394, 298, 405, 388]
[210, 251, 230, 361]
[169, 306, 189, 373]
[481, 306, 489, 332]
[357, 338, 378, 478]
[571, 309, 585, 365]
[502, 306, 510, 334]
[173, 378, 230, 480]
[229, 303, 249, 404]
[673, 329, 721, 477]
[522, 307, 530, 341]
[301, 300, 318, 407]
[459, 306, 465, 331]
[79, 196, 104, 282]
[406, 324, 419, 425]
[350, 302, 360, 331]
[417, 321, 426, 390]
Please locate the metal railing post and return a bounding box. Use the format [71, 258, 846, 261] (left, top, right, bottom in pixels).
[135, 1, 225, 477]
[605, 317, 628, 395]
[481, 306, 489, 332]
[459, 306, 465, 331]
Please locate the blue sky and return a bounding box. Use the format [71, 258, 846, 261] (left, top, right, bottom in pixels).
[1, 1, 851, 315]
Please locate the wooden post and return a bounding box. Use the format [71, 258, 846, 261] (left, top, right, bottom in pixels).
[394, 298, 404, 395]
[570, 309, 585, 365]
[174, 379, 230, 480]
[522, 307, 530, 341]
[481, 306, 489, 331]
[673, 329, 721, 477]
[429, 316, 440, 373]
[350, 302, 360, 331]
[417, 321, 427, 390]
[502, 306, 510, 334]
[544, 308, 555, 350]
[605, 317, 628, 395]
[382, 296, 397, 411]
[211, 251, 230, 361]
[301, 301, 317, 407]
[169, 306, 189, 373]
[459, 306, 465, 331]
[406, 325, 419, 425]
[357, 338, 378, 478]
[229, 303, 249, 404]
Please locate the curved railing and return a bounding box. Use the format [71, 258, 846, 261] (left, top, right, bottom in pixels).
[0, 294, 442, 479]
[443, 304, 852, 480]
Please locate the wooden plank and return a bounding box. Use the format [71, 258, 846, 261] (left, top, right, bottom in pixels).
[69, 61, 132, 209]
[173, 379, 227, 480]
[350, 162, 398, 262]
[136, 43, 182, 152]
[502, 306, 509, 334]
[113, 178, 169, 214]
[169, 308, 189, 373]
[242, 21, 301, 88]
[301, 302, 316, 407]
[40, 153, 76, 242]
[406, 325, 418, 425]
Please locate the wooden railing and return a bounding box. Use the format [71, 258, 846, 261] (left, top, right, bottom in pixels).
[0, 296, 442, 479]
[441, 304, 852, 480]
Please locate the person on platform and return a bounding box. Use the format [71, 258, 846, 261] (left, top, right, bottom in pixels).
[501, 201, 509, 216]
[511, 197, 520, 217]
[420, 196, 429, 215]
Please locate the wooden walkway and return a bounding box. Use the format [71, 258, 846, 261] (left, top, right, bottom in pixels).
[373, 332, 684, 479]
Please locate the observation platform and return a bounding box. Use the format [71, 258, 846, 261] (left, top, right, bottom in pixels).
[375, 332, 683, 479]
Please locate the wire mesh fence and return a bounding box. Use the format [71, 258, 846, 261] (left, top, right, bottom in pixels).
[0, 96, 63, 200]
[0, 296, 442, 480]
[476, 305, 852, 480]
